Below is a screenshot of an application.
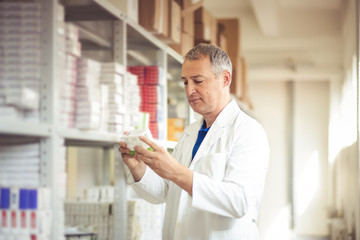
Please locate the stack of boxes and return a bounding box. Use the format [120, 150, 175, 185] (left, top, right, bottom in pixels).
[65, 186, 115, 240]
[58, 21, 82, 128]
[138, 0, 181, 45]
[127, 200, 141, 240]
[194, 7, 217, 45]
[124, 72, 142, 131]
[76, 58, 102, 130]
[100, 62, 126, 134]
[128, 66, 164, 139]
[0, 187, 52, 239]
[0, 2, 42, 122]
[216, 19, 243, 100]
[0, 143, 40, 187]
[132, 199, 164, 240]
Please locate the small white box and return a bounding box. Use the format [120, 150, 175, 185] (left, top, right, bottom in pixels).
[121, 129, 154, 155]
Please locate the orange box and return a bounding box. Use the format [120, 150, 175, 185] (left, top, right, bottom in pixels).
[139, 0, 168, 38]
[169, 32, 194, 56]
[167, 118, 185, 141]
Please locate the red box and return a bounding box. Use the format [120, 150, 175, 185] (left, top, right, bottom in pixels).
[149, 122, 159, 139]
[128, 66, 146, 85]
[140, 102, 158, 122]
[145, 66, 159, 85]
[140, 85, 158, 103]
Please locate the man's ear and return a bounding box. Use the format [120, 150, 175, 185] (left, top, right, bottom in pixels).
[223, 70, 232, 87]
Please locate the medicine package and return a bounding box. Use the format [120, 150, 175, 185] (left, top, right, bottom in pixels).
[121, 129, 153, 155]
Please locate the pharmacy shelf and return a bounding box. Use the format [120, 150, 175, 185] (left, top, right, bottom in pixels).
[126, 18, 168, 51]
[77, 24, 112, 50]
[167, 46, 184, 66]
[64, 0, 124, 21]
[0, 1, 186, 239]
[59, 128, 121, 147]
[0, 120, 52, 137]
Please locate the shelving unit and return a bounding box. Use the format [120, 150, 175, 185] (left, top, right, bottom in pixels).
[0, 0, 189, 239]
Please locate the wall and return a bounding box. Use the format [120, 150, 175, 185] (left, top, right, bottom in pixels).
[250, 81, 292, 240]
[292, 81, 329, 235]
[251, 80, 330, 239]
[327, 0, 359, 238]
[250, 0, 359, 238]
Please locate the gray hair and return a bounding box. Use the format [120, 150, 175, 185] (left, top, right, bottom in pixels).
[184, 43, 232, 79]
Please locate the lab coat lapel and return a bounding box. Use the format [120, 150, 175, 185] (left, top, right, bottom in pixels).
[190, 99, 240, 166]
[191, 125, 223, 165]
[182, 120, 203, 167]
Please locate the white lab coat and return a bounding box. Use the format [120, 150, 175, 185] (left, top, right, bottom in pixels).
[130, 99, 269, 240]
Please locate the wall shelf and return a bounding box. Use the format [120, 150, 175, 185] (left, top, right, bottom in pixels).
[64, 0, 124, 21]
[0, 120, 52, 137]
[59, 128, 121, 147]
[77, 24, 113, 50]
[0, 0, 186, 239]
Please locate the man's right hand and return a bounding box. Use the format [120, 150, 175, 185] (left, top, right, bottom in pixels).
[118, 141, 146, 182]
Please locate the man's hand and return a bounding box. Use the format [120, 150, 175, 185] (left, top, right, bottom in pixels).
[134, 136, 194, 195]
[118, 141, 146, 182]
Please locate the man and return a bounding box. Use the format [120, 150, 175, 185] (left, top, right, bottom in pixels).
[118, 43, 269, 239]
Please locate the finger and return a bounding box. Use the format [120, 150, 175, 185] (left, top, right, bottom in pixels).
[134, 145, 150, 156]
[119, 141, 127, 148]
[118, 146, 130, 155]
[134, 151, 153, 165]
[139, 136, 159, 151]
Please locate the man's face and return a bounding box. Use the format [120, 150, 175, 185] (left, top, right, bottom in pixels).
[181, 57, 226, 116]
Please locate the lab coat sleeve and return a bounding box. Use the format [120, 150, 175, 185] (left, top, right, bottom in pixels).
[131, 166, 169, 204]
[191, 121, 269, 219]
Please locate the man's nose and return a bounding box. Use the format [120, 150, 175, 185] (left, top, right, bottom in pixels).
[186, 81, 196, 95]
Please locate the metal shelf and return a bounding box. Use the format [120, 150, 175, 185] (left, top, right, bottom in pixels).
[59, 128, 121, 147]
[0, 1, 186, 239]
[167, 46, 184, 66]
[64, 0, 125, 21]
[77, 24, 112, 50]
[0, 120, 52, 137]
[126, 18, 167, 51]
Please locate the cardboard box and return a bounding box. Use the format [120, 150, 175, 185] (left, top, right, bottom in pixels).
[169, 32, 194, 56]
[194, 7, 217, 43]
[167, 118, 185, 141]
[139, 0, 168, 38]
[216, 19, 241, 98]
[218, 33, 227, 53]
[230, 55, 242, 99]
[169, 0, 181, 44]
[180, 0, 203, 9]
[182, 11, 194, 36]
[152, 0, 181, 44]
[240, 57, 248, 102]
[107, 0, 138, 23]
[216, 19, 241, 64]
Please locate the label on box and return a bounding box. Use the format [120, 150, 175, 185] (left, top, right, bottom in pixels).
[10, 210, 17, 228]
[30, 211, 37, 229]
[1, 211, 8, 228]
[20, 211, 27, 229]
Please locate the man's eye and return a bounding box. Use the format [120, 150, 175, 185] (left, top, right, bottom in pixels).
[195, 80, 203, 84]
[183, 81, 188, 85]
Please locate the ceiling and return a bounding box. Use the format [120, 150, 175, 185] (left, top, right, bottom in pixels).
[203, 0, 348, 82]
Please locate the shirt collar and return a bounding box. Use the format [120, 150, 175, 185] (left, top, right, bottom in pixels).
[200, 120, 211, 132]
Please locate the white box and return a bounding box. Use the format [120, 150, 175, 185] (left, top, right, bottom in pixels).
[100, 74, 122, 84]
[106, 0, 138, 23]
[101, 62, 125, 74]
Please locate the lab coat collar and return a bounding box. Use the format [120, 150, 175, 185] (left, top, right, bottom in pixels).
[186, 99, 240, 165]
[184, 99, 239, 135]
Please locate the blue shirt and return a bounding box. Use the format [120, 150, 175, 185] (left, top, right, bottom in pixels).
[192, 120, 210, 160]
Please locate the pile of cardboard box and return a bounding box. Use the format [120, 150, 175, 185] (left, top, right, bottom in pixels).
[106, 0, 251, 107]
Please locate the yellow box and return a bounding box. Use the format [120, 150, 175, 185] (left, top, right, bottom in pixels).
[167, 118, 185, 141]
